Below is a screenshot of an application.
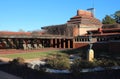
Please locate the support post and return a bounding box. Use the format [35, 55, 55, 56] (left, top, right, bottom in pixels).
[68, 39, 71, 48]
[59, 39, 61, 48]
[50, 39, 53, 48]
[55, 39, 57, 48]
[63, 39, 66, 48]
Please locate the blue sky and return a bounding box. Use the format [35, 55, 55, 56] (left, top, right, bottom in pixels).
[0, 0, 119, 32]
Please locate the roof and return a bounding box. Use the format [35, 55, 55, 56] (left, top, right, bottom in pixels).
[87, 27, 120, 34]
[102, 24, 120, 28]
[91, 33, 120, 37]
[0, 31, 73, 39]
[86, 27, 120, 37]
[78, 32, 120, 38]
[0, 31, 31, 36]
[41, 24, 67, 29]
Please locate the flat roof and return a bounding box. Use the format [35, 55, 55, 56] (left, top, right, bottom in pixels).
[0, 35, 73, 39]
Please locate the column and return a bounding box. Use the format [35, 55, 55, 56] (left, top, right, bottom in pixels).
[22, 39, 27, 50]
[50, 39, 54, 48]
[70, 39, 73, 48]
[59, 39, 61, 48]
[55, 39, 57, 48]
[52, 39, 55, 48]
[63, 39, 66, 48]
[38, 39, 43, 48]
[72, 39, 75, 48]
[68, 39, 70, 48]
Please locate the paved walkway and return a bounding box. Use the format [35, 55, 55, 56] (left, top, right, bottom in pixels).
[0, 58, 22, 79]
[0, 71, 22, 79]
[0, 57, 45, 63]
[0, 57, 12, 62]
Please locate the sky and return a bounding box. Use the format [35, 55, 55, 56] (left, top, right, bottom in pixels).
[0, 0, 119, 32]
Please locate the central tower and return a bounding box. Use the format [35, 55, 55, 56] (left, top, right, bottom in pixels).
[67, 10, 102, 36]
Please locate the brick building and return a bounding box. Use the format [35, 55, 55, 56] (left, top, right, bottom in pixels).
[74, 24, 120, 53]
[42, 10, 102, 36]
[0, 9, 120, 54]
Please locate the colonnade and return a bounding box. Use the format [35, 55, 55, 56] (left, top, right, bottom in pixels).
[0, 38, 73, 49]
[50, 39, 73, 48]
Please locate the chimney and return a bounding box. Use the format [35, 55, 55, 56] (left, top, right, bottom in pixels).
[77, 10, 93, 17]
[77, 10, 85, 16]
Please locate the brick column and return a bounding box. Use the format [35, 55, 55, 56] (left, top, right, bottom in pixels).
[55, 39, 57, 48]
[52, 39, 55, 48]
[22, 39, 27, 50]
[59, 39, 61, 48]
[68, 39, 70, 48]
[73, 39, 75, 48]
[2, 39, 7, 49]
[50, 39, 53, 48]
[63, 39, 66, 48]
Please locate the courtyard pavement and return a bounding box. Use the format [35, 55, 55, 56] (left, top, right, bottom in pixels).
[0, 71, 22, 79]
[0, 57, 22, 79]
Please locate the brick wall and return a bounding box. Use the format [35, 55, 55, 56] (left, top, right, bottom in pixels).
[74, 41, 120, 54]
[109, 41, 120, 54]
[73, 26, 79, 36]
[93, 43, 109, 52]
[73, 42, 89, 48]
[73, 42, 109, 53]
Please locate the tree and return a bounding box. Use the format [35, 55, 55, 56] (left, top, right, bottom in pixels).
[102, 15, 116, 24]
[114, 10, 120, 23]
[18, 29, 25, 32]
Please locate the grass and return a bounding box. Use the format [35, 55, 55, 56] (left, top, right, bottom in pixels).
[0, 51, 62, 59]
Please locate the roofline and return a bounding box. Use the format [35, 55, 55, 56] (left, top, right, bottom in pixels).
[0, 35, 73, 39]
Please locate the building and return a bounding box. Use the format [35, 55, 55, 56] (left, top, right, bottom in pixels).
[0, 9, 101, 49]
[0, 9, 120, 54]
[74, 24, 120, 53]
[42, 10, 102, 36]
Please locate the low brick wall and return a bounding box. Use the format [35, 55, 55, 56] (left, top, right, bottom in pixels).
[109, 41, 120, 54]
[73, 42, 89, 48]
[93, 42, 120, 54]
[73, 42, 109, 53]
[93, 42, 109, 52]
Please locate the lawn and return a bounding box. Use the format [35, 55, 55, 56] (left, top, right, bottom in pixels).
[0, 51, 62, 59]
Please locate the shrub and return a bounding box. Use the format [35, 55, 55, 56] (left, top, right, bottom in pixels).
[46, 54, 70, 70]
[10, 57, 25, 65]
[39, 64, 47, 73]
[96, 58, 118, 68]
[78, 51, 87, 59]
[33, 64, 46, 72]
[70, 58, 82, 73]
[34, 64, 40, 70]
[46, 53, 69, 61]
[116, 60, 120, 66]
[51, 53, 69, 58]
[71, 58, 96, 73]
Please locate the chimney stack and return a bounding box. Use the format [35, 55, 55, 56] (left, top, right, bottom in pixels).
[77, 10, 93, 17]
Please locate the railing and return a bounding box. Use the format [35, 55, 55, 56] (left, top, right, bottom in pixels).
[74, 35, 120, 43]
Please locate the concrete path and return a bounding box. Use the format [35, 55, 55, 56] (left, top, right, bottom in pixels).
[0, 57, 22, 79]
[0, 71, 22, 79]
[0, 62, 8, 65]
[0, 57, 12, 62]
